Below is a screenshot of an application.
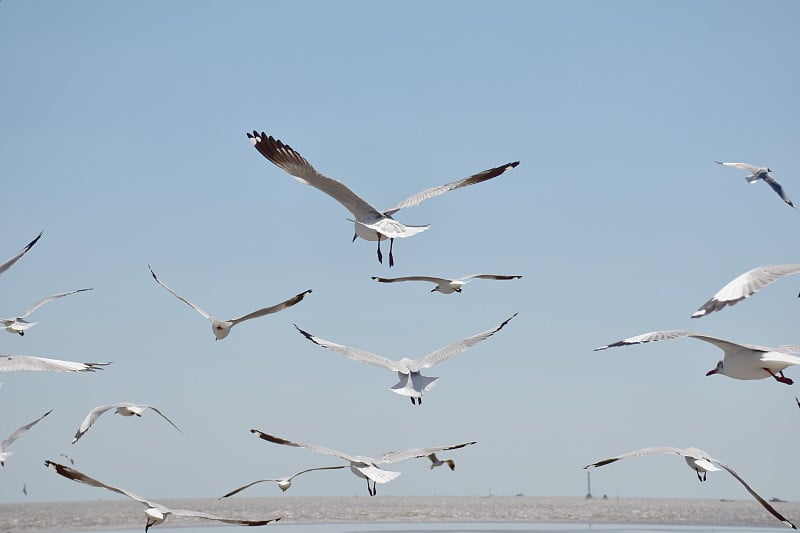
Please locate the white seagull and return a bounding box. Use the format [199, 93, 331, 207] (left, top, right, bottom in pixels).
[295, 313, 516, 405]
[371, 274, 522, 294]
[427, 453, 455, 470]
[44, 460, 282, 531]
[715, 161, 795, 208]
[1, 288, 93, 336]
[247, 131, 519, 267]
[584, 446, 796, 529]
[0, 355, 110, 373]
[219, 465, 347, 498]
[691, 263, 800, 318]
[0, 231, 42, 279]
[72, 402, 184, 444]
[250, 429, 475, 496]
[595, 330, 800, 385]
[148, 265, 312, 340]
[1, 410, 52, 466]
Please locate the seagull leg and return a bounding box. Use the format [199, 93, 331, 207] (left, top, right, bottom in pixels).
[764, 368, 794, 385]
[418, 396, 422, 406]
[410, 397, 415, 405]
[376, 239, 383, 264]
[388, 238, 395, 267]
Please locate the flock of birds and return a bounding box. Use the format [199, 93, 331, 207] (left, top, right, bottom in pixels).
[2, 130, 799, 530]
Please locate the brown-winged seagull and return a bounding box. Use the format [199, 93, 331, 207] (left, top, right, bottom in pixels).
[715, 161, 795, 207]
[1, 288, 92, 335]
[295, 314, 516, 405]
[585, 446, 796, 529]
[372, 274, 522, 294]
[0, 355, 109, 373]
[427, 453, 455, 470]
[250, 429, 475, 496]
[1, 410, 52, 466]
[247, 131, 519, 267]
[72, 402, 184, 444]
[148, 265, 311, 340]
[44, 460, 282, 531]
[219, 465, 347, 498]
[0, 231, 42, 279]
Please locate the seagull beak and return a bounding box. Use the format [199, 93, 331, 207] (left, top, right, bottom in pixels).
[705, 368, 717, 376]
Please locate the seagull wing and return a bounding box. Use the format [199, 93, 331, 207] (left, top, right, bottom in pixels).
[412, 314, 516, 370]
[167, 508, 281, 526]
[287, 465, 347, 481]
[458, 274, 523, 281]
[383, 162, 519, 216]
[715, 161, 760, 174]
[139, 405, 184, 436]
[250, 429, 360, 462]
[0, 231, 42, 277]
[294, 325, 403, 372]
[378, 441, 476, 465]
[763, 174, 795, 207]
[692, 264, 800, 318]
[0, 355, 110, 373]
[229, 289, 312, 325]
[218, 479, 279, 499]
[593, 330, 765, 354]
[584, 446, 704, 469]
[371, 276, 449, 285]
[2, 410, 52, 450]
[44, 460, 154, 506]
[72, 404, 119, 444]
[247, 131, 383, 221]
[148, 265, 213, 321]
[17, 288, 93, 319]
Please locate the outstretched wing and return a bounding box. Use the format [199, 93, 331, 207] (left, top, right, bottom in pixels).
[372, 276, 449, 285]
[148, 265, 213, 321]
[144, 405, 184, 436]
[712, 459, 796, 529]
[294, 325, 403, 372]
[593, 330, 766, 354]
[250, 429, 359, 462]
[71, 404, 118, 444]
[219, 466, 345, 499]
[763, 175, 795, 208]
[0, 355, 110, 373]
[219, 479, 278, 499]
[584, 446, 701, 469]
[0, 231, 42, 277]
[412, 314, 516, 370]
[44, 460, 154, 506]
[247, 131, 383, 221]
[230, 289, 312, 325]
[2, 410, 52, 449]
[459, 274, 523, 282]
[715, 161, 760, 174]
[17, 288, 93, 319]
[692, 264, 800, 318]
[168, 508, 281, 526]
[383, 162, 519, 215]
[379, 441, 476, 464]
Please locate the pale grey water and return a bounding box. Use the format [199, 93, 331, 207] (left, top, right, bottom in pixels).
[2, 496, 797, 533]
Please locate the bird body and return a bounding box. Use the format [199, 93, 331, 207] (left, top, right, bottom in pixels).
[715, 161, 795, 207]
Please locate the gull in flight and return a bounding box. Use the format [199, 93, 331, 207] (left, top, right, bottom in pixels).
[1, 288, 93, 336]
[295, 313, 516, 405]
[427, 453, 455, 470]
[584, 446, 796, 529]
[691, 263, 800, 318]
[219, 465, 347, 498]
[60, 453, 75, 465]
[715, 161, 795, 208]
[148, 265, 312, 340]
[250, 429, 475, 496]
[372, 274, 522, 294]
[247, 131, 519, 267]
[595, 330, 800, 385]
[0, 355, 109, 373]
[0, 231, 42, 279]
[72, 402, 184, 444]
[1, 410, 52, 466]
[44, 460, 282, 531]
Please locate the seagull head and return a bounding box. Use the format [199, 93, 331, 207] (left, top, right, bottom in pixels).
[277, 480, 292, 492]
[212, 320, 233, 341]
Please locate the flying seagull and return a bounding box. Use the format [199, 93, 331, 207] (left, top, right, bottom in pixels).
[44, 460, 282, 531]
[691, 263, 800, 318]
[250, 429, 475, 496]
[585, 446, 796, 529]
[22, 484, 27, 496]
[595, 330, 800, 385]
[247, 131, 519, 267]
[148, 265, 312, 340]
[72, 402, 184, 444]
[427, 453, 455, 470]
[0, 231, 42, 279]
[371, 274, 522, 294]
[295, 314, 516, 405]
[0, 355, 109, 373]
[219, 465, 347, 498]
[715, 161, 795, 208]
[59, 453, 75, 465]
[1, 410, 52, 466]
[1, 288, 93, 336]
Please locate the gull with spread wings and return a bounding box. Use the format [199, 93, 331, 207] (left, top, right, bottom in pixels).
[2, 288, 92, 336]
[219, 465, 346, 498]
[1, 410, 52, 466]
[372, 274, 521, 294]
[72, 402, 184, 444]
[715, 161, 795, 208]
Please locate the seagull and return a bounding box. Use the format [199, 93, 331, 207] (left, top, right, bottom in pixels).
[148, 265, 312, 340]
[371, 274, 522, 294]
[0, 410, 52, 466]
[691, 263, 800, 318]
[219, 465, 347, 498]
[715, 161, 795, 208]
[59, 453, 75, 465]
[427, 453, 455, 470]
[0, 231, 42, 279]
[250, 429, 475, 496]
[247, 131, 519, 267]
[595, 330, 800, 385]
[1, 288, 93, 336]
[22, 484, 27, 496]
[584, 446, 796, 529]
[72, 402, 184, 444]
[0, 355, 109, 373]
[45, 460, 281, 531]
[295, 313, 516, 405]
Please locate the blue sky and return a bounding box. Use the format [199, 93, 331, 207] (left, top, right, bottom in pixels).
[1, 0, 799, 511]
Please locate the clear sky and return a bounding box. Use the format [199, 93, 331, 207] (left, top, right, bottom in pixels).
[1, 0, 799, 509]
